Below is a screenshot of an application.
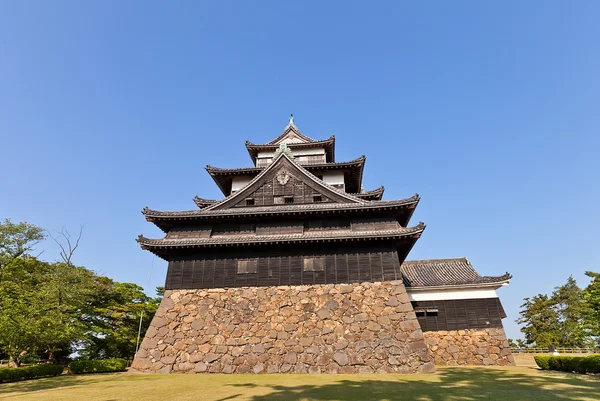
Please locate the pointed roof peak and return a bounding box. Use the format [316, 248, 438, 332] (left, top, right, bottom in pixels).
[266, 115, 317, 145]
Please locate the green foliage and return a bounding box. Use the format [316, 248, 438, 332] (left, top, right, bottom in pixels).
[0, 219, 161, 365]
[69, 358, 127, 374]
[534, 355, 551, 370]
[0, 257, 96, 366]
[518, 275, 595, 348]
[517, 294, 560, 347]
[0, 364, 64, 383]
[79, 281, 161, 360]
[535, 355, 600, 374]
[582, 272, 600, 346]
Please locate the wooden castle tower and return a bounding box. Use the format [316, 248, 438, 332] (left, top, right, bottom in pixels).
[132, 117, 514, 374]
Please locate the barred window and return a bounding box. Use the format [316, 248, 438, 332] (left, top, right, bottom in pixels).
[237, 259, 258, 274]
[303, 257, 324, 272]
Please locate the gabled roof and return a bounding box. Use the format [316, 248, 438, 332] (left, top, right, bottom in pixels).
[205, 149, 366, 211]
[401, 257, 512, 289]
[267, 122, 317, 144]
[206, 155, 365, 196]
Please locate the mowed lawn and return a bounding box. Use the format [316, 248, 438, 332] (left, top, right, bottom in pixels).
[0, 366, 598, 401]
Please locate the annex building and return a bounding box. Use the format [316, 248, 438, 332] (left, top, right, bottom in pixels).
[132, 117, 514, 374]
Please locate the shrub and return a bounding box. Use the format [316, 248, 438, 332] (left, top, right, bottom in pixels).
[581, 354, 600, 374]
[537, 354, 600, 374]
[0, 364, 64, 383]
[69, 359, 127, 374]
[534, 355, 551, 370]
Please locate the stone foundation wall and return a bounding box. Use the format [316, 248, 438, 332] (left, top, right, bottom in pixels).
[132, 281, 434, 374]
[423, 328, 515, 366]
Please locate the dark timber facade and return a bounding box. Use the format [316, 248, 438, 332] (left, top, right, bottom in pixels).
[133, 117, 514, 373]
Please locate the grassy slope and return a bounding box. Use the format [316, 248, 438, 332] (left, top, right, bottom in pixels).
[0, 366, 598, 401]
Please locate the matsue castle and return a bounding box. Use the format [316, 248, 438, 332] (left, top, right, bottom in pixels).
[132, 117, 514, 374]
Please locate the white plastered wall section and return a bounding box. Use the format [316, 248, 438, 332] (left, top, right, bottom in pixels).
[257, 148, 326, 159]
[322, 171, 345, 188]
[407, 284, 509, 301]
[231, 176, 253, 193]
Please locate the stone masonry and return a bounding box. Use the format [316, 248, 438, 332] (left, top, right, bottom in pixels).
[132, 281, 435, 374]
[424, 328, 515, 366]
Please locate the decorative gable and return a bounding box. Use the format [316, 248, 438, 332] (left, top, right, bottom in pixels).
[205, 150, 365, 211]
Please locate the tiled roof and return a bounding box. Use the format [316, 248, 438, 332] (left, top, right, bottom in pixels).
[401, 257, 511, 288]
[142, 195, 419, 219]
[266, 123, 318, 144]
[193, 197, 217, 208]
[352, 186, 384, 200]
[137, 223, 425, 248]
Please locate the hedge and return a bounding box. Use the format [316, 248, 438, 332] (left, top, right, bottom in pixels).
[0, 364, 64, 383]
[534, 354, 600, 374]
[69, 358, 127, 374]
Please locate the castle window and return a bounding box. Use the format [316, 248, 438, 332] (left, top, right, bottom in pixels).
[284, 196, 294, 204]
[237, 259, 258, 274]
[245, 198, 255, 206]
[313, 195, 322, 203]
[303, 257, 324, 272]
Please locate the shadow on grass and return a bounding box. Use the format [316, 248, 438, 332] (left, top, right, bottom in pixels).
[0, 372, 156, 398]
[229, 368, 600, 401]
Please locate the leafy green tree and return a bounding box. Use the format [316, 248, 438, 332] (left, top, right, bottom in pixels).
[80, 281, 161, 360]
[0, 219, 45, 281]
[517, 294, 560, 347]
[0, 258, 96, 365]
[582, 271, 600, 347]
[551, 276, 589, 347]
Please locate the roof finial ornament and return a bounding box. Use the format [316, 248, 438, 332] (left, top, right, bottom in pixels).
[289, 114, 295, 127]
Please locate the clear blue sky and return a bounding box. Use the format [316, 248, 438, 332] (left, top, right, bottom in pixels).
[1, 2, 599, 340]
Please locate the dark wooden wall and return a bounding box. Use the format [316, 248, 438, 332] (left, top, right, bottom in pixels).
[165, 244, 402, 290]
[412, 299, 507, 331]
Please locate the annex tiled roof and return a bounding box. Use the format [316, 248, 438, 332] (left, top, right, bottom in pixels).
[401, 257, 511, 288]
[138, 223, 425, 249]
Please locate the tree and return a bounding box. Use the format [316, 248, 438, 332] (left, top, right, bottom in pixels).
[0, 219, 45, 281]
[0, 257, 96, 365]
[79, 281, 161, 360]
[582, 271, 600, 347]
[551, 276, 589, 347]
[517, 294, 560, 347]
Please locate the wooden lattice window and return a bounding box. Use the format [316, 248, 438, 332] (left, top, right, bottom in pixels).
[313, 195, 322, 203]
[284, 196, 294, 204]
[303, 257, 324, 272]
[245, 198, 255, 206]
[237, 259, 258, 274]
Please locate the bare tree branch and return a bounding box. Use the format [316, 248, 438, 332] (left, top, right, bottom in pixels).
[49, 225, 84, 266]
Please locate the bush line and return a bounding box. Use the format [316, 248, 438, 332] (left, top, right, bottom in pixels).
[69, 358, 127, 374]
[534, 354, 600, 374]
[0, 364, 64, 383]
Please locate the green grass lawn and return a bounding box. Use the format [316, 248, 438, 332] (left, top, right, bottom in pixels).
[0, 366, 598, 401]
